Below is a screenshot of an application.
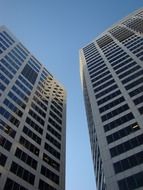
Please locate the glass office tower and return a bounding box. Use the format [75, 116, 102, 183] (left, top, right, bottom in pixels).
[80, 8, 143, 190]
[0, 26, 66, 190]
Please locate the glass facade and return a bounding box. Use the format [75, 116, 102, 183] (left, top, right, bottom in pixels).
[0, 26, 66, 190]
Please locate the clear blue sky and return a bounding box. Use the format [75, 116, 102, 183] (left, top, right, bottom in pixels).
[0, 1, 142, 190]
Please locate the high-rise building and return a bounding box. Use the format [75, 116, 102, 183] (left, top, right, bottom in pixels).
[0, 26, 66, 190]
[80, 8, 143, 190]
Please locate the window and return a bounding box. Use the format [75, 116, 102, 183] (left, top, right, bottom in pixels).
[15, 148, 37, 169]
[114, 150, 143, 173]
[19, 136, 39, 156]
[118, 171, 143, 190]
[3, 98, 23, 117]
[50, 111, 62, 124]
[44, 142, 60, 159]
[106, 122, 140, 144]
[41, 165, 59, 184]
[99, 97, 125, 113]
[48, 117, 61, 132]
[4, 178, 28, 190]
[28, 109, 45, 126]
[25, 117, 43, 135]
[104, 112, 134, 132]
[47, 125, 61, 140]
[94, 79, 115, 93]
[50, 105, 62, 118]
[0, 152, 7, 166]
[23, 126, 41, 145]
[0, 107, 20, 127]
[0, 64, 13, 79]
[43, 153, 60, 171]
[33, 96, 47, 111]
[31, 102, 46, 118]
[15, 80, 31, 96]
[46, 133, 61, 149]
[0, 134, 12, 151]
[0, 72, 10, 85]
[11, 85, 28, 102]
[95, 84, 118, 99]
[39, 179, 56, 190]
[101, 104, 129, 122]
[8, 91, 26, 109]
[18, 75, 33, 90]
[0, 119, 16, 138]
[125, 77, 143, 90]
[21, 64, 38, 85]
[110, 134, 143, 157]
[10, 162, 35, 185]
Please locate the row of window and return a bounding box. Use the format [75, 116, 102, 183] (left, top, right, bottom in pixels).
[28, 109, 45, 126]
[0, 152, 7, 166]
[96, 84, 118, 99]
[21, 64, 38, 85]
[41, 165, 59, 184]
[18, 75, 33, 90]
[118, 65, 141, 80]
[1, 58, 16, 75]
[15, 147, 37, 170]
[0, 82, 6, 92]
[4, 178, 28, 190]
[52, 100, 63, 112]
[0, 72, 10, 85]
[50, 111, 62, 125]
[43, 152, 60, 171]
[113, 57, 133, 71]
[122, 69, 143, 85]
[92, 74, 112, 89]
[3, 98, 23, 117]
[97, 90, 121, 106]
[101, 104, 129, 122]
[10, 161, 35, 185]
[25, 117, 43, 135]
[90, 66, 108, 79]
[94, 79, 115, 94]
[103, 112, 134, 132]
[45, 142, 60, 160]
[4, 177, 56, 190]
[118, 171, 143, 190]
[106, 122, 139, 144]
[48, 117, 62, 132]
[125, 76, 143, 91]
[19, 136, 39, 156]
[15, 80, 31, 96]
[46, 133, 61, 149]
[31, 102, 46, 118]
[12, 85, 28, 102]
[99, 96, 125, 113]
[8, 91, 26, 109]
[129, 85, 143, 98]
[47, 124, 61, 140]
[110, 133, 143, 157]
[0, 119, 16, 138]
[23, 125, 41, 145]
[91, 70, 110, 85]
[0, 106, 20, 127]
[35, 90, 49, 105]
[33, 95, 47, 111]
[0, 134, 12, 151]
[0, 64, 13, 79]
[114, 150, 143, 174]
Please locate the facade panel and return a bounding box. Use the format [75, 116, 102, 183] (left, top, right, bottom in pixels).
[80, 8, 143, 190]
